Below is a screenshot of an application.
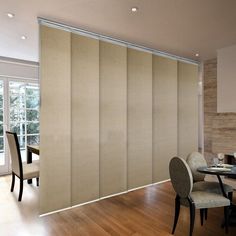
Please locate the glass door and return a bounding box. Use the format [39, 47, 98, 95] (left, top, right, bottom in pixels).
[9, 81, 40, 162]
[0, 78, 39, 175]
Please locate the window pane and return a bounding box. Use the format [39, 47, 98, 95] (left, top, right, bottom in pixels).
[26, 85, 39, 96]
[0, 82, 3, 94]
[27, 122, 39, 134]
[10, 123, 25, 135]
[0, 95, 3, 108]
[0, 124, 3, 136]
[0, 137, 4, 151]
[10, 95, 25, 109]
[26, 96, 39, 109]
[9, 82, 25, 96]
[10, 108, 25, 122]
[17, 136, 25, 149]
[27, 135, 39, 145]
[26, 110, 39, 121]
[0, 109, 3, 122]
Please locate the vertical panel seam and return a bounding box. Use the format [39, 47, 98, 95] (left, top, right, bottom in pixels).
[99, 40, 101, 198]
[126, 47, 129, 191]
[152, 54, 154, 183]
[70, 32, 72, 206]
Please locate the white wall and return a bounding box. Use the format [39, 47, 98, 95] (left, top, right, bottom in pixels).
[217, 44, 236, 112]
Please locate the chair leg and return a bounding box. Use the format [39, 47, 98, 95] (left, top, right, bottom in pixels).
[205, 208, 208, 220]
[200, 209, 204, 226]
[36, 178, 39, 186]
[228, 192, 233, 202]
[18, 179, 23, 201]
[10, 173, 15, 192]
[189, 203, 195, 236]
[172, 195, 180, 234]
[224, 206, 229, 234]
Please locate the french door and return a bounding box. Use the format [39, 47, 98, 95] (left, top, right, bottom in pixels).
[0, 77, 39, 175]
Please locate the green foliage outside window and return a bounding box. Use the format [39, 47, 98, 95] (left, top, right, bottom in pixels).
[9, 83, 40, 149]
[0, 82, 40, 153]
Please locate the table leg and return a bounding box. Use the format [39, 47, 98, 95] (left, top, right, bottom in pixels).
[216, 175, 227, 198]
[27, 149, 32, 184]
[217, 174, 236, 227]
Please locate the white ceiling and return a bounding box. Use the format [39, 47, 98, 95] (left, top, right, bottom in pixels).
[1, 0, 236, 62]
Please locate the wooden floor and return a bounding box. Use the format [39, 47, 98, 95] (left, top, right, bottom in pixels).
[1, 175, 236, 236]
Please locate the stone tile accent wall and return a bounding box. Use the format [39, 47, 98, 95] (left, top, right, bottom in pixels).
[204, 59, 217, 163]
[204, 59, 236, 160]
[212, 113, 236, 154]
[204, 59, 236, 188]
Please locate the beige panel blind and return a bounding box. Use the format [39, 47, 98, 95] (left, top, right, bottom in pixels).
[39, 25, 71, 214]
[153, 55, 178, 182]
[39, 23, 199, 214]
[127, 48, 153, 189]
[71, 34, 100, 205]
[178, 62, 198, 159]
[99, 41, 127, 197]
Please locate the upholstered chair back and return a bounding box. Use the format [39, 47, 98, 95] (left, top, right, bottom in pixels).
[186, 152, 207, 182]
[169, 157, 193, 198]
[6, 131, 22, 177]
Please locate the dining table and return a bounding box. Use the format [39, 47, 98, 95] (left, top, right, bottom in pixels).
[27, 145, 40, 184]
[198, 165, 236, 226]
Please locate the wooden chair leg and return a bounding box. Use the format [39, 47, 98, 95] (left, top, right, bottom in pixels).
[224, 206, 229, 234]
[10, 173, 15, 192]
[172, 195, 180, 234]
[36, 178, 39, 186]
[18, 179, 23, 201]
[205, 209, 208, 220]
[189, 203, 195, 236]
[200, 209, 204, 226]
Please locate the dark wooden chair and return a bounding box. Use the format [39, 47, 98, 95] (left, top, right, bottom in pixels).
[6, 131, 39, 201]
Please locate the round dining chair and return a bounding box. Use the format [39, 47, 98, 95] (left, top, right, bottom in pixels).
[169, 156, 230, 236]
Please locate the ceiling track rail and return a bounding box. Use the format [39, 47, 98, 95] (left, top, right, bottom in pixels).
[38, 17, 199, 65]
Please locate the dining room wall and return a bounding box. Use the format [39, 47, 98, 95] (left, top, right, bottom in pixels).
[204, 58, 236, 162]
[39, 24, 199, 215]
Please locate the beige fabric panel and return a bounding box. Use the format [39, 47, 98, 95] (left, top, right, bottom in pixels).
[99, 41, 127, 197]
[127, 48, 152, 189]
[178, 62, 198, 159]
[153, 55, 178, 182]
[71, 34, 99, 205]
[39, 25, 71, 214]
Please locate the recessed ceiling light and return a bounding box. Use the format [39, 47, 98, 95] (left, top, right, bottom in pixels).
[131, 7, 138, 12]
[7, 13, 15, 18]
[21, 35, 27, 40]
[195, 53, 199, 57]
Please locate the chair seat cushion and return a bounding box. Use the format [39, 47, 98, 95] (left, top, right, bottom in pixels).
[190, 191, 230, 209]
[23, 161, 40, 180]
[193, 181, 233, 194]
